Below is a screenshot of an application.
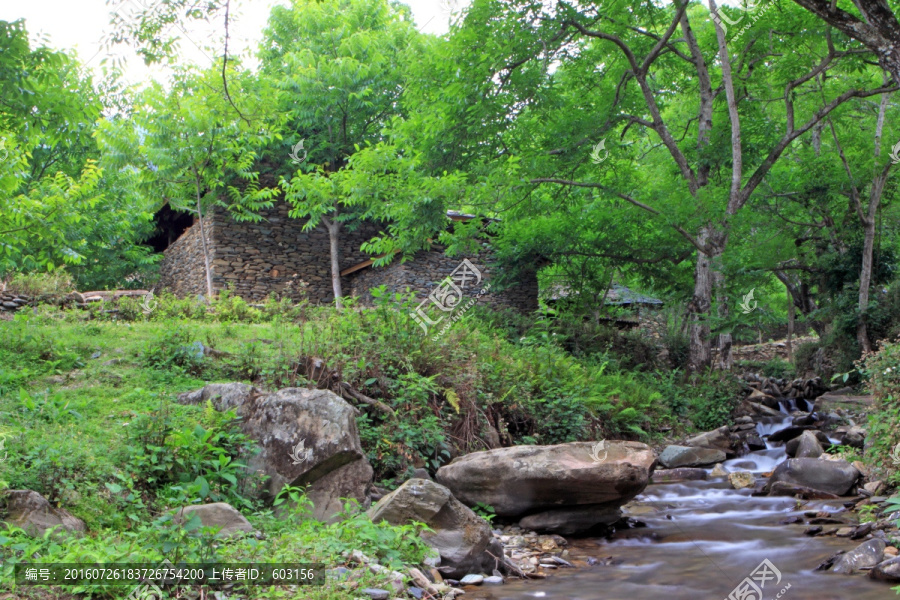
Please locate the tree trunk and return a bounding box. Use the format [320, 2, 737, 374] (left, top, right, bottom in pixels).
[792, 0, 900, 83]
[323, 216, 343, 310]
[774, 271, 824, 336]
[713, 266, 732, 370]
[688, 230, 714, 371]
[194, 178, 214, 298]
[786, 283, 795, 359]
[857, 218, 876, 354]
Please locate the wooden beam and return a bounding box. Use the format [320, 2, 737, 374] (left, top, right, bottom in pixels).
[340, 249, 401, 277]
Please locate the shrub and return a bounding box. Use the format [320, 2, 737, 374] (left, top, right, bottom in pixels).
[3, 270, 75, 297]
[141, 329, 207, 376]
[860, 337, 900, 484]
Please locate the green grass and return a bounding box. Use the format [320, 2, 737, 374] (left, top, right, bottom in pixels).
[0, 294, 740, 598]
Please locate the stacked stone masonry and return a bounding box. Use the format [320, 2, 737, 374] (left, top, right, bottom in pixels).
[157, 203, 538, 312]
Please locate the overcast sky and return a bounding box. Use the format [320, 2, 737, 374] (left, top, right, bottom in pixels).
[0, 0, 461, 87]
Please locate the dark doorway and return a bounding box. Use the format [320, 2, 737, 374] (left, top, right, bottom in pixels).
[147, 204, 194, 252]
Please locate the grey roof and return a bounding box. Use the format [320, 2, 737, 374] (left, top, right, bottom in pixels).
[546, 284, 663, 306]
[605, 284, 664, 306]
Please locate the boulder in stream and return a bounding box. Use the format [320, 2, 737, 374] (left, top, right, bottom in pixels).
[784, 430, 830, 457]
[831, 539, 885, 574]
[684, 426, 737, 455]
[518, 502, 623, 536]
[435, 441, 655, 524]
[728, 471, 755, 489]
[764, 458, 860, 497]
[659, 445, 725, 468]
[870, 556, 900, 581]
[794, 431, 824, 458]
[652, 468, 708, 483]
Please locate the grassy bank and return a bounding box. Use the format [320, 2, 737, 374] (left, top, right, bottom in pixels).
[0, 291, 743, 598]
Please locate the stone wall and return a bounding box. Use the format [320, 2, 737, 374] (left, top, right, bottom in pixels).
[156, 218, 213, 298]
[157, 202, 538, 312]
[159, 203, 385, 304]
[349, 246, 538, 313]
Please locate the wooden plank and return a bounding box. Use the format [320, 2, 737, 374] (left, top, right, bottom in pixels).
[340, 249, 400, 277]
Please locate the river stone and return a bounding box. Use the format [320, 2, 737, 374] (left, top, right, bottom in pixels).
[459, 574, 483, 585]
[2, 490, 86, 539]
[477, 538, 507, 574]
[744, 434, 767, 451]
[710, 463, 727, 477]
[659, 445, 725, 468]
[832, 539, 885, 574]
[435, 441, 655, 518]
[684, 426, 734, 454]
[651, 468, 708, 483]
[794, 431, 824, 458]
[766, 482, 840, 500]
[785, 431, 831, 457]
[178, 384, 372, 521]
[367, 479, 492, 578]
[842, 426, 866, 449]
[174, 502, 254, 537]
[768, 426, 810, 443]
[728, 471, 755, 489]
[870, 557, 900, 581]
[764, 458, 859, 496]
[517, 502, 622, 536]
[743, 401, 785, 418]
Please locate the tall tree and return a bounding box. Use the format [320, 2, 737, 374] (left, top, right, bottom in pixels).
[792, 0, 900, 82]
[99, 66, 278, 296]
[388, 0, 895, 370]
[262, 0, 423, 308]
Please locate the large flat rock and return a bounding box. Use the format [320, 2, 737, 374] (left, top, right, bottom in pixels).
[764, 458, 859, 497]
[435, 441, 655, 518]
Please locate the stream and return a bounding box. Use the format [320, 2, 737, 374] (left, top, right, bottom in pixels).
[470, 407, 892, 600]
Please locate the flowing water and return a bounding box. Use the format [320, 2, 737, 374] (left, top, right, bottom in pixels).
[470, 409, 893, 600]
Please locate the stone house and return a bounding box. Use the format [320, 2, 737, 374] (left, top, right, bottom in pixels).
[156, 202, 538, 313]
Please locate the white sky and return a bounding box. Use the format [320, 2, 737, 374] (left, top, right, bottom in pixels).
[0, 0, 461, 87]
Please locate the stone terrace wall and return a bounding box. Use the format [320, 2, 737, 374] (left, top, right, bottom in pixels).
[156, 218, 213, 298]
[348, 246, 538, 313]
[158, 203, 539, 311]
[159, 202, 384, 304]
